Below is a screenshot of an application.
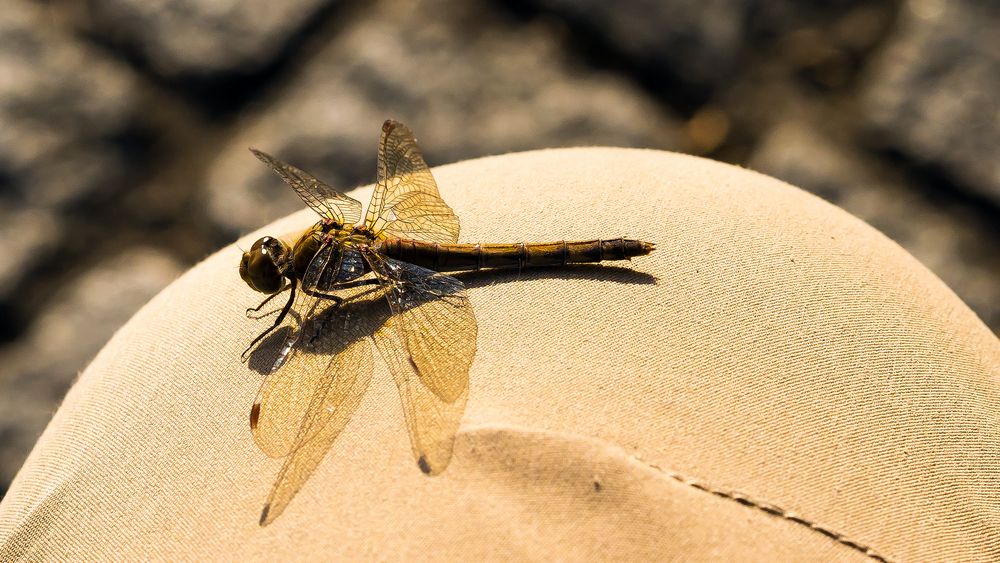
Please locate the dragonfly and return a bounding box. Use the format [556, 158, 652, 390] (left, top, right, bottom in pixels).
[241, 120, 655, 525]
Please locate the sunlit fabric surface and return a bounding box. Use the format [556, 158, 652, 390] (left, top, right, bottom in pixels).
[0, 148, 997, 561]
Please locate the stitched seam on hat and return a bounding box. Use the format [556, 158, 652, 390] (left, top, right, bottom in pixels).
[639, 459, 892, 563]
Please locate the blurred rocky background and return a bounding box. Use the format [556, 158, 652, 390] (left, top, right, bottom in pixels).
[0, 0, 997, 497]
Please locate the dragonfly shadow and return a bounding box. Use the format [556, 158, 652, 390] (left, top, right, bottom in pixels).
[247, 287, 393, 376]
[247, 326, 294, 375]
[245, 264, 656, 376]
[452, 263, 658, 288]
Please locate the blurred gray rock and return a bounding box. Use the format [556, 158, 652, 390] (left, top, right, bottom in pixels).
[0, 206, 60, 298]
[83, 0, 340, 77]
[205, 0, 681, 235]
[752, 1, 897, 90]
[0, 0, 138, 208]
[750, 121, 1000, 328]
[0, 248, 183, 490]
[862, 0, 1000, 203]
[751, 0, 889, 35]
[520, 0, 748, 87]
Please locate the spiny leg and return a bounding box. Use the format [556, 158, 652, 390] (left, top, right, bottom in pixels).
[243, 278, 380, 361]
[243, 279, 297, 362]
[301, 288, 342, 305]
[246, 283, 291, 319]
[302, 277, 381, 303]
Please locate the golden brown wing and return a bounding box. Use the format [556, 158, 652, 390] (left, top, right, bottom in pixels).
[256, 305, 374, 526]
[250, 243, 341, 458]
[251, 245, 378, 526]
[366, 253, 477, 475]
[251, 148, 363, 226]
[364, 120, 460, 244]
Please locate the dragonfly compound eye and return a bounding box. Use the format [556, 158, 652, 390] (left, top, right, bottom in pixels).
[242, 236, 286, 294]
[239, 252, 252, 285]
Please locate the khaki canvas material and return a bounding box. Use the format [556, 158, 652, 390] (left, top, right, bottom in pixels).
[0, 148, 997, 561]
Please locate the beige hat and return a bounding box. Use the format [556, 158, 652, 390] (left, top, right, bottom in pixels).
[1, 148, 997, 561]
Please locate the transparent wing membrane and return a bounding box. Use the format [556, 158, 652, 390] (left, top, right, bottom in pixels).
[251, 148, 363, 226]
[367, 254, 477, 474]
[374, 319, 469, 475]
[255, 292, 376, 525]
[364, 120, 460, 244]
[251, 243, 339, 457]
[252, 266, 389, 524]
[251, 242, 379, 525]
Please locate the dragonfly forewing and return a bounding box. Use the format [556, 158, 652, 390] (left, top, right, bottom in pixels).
[258, 321, 374, 525]
[251, 148, 363, 226]
[251, 241, 351, 458]
[365, 120, 460, 244]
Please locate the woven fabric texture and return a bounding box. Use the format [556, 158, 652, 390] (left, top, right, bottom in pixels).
[0, 148, 997, 561]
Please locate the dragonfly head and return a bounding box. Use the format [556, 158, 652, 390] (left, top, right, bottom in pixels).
[240, 236, 290, 294]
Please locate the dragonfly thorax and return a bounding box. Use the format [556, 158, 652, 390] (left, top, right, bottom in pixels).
[286, 223, 374, 286]
[240, 236, 291, 294]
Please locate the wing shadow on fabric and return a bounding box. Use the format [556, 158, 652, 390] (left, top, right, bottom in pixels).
[454, 263, 658, 287]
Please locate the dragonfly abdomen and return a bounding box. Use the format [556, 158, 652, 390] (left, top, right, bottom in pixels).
[379, 237, 654, 272]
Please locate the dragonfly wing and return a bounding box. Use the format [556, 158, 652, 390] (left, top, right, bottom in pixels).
[257, 303, 374, 526]
[251, 243, 344, 459]
[364, 120, 460, 244]
[252, 243, 378, 525]
[251, 148, 363, 225]
[366, 254, 477, 475]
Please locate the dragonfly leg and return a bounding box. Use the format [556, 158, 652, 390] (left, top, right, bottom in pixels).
[246, 282, 291, 319]
[329, 278, 381, 290]
[301, 278, 381, 303]
[303, 289, 343, 304]
[242, 279, 297, 362]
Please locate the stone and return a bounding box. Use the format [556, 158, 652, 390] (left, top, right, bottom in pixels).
[0, 206, 59, 300]
[862, 0, 1000, 203]
[0, 0, 138, 208]
[519, 0, 748, 87]
[82, 0, 341, 78]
